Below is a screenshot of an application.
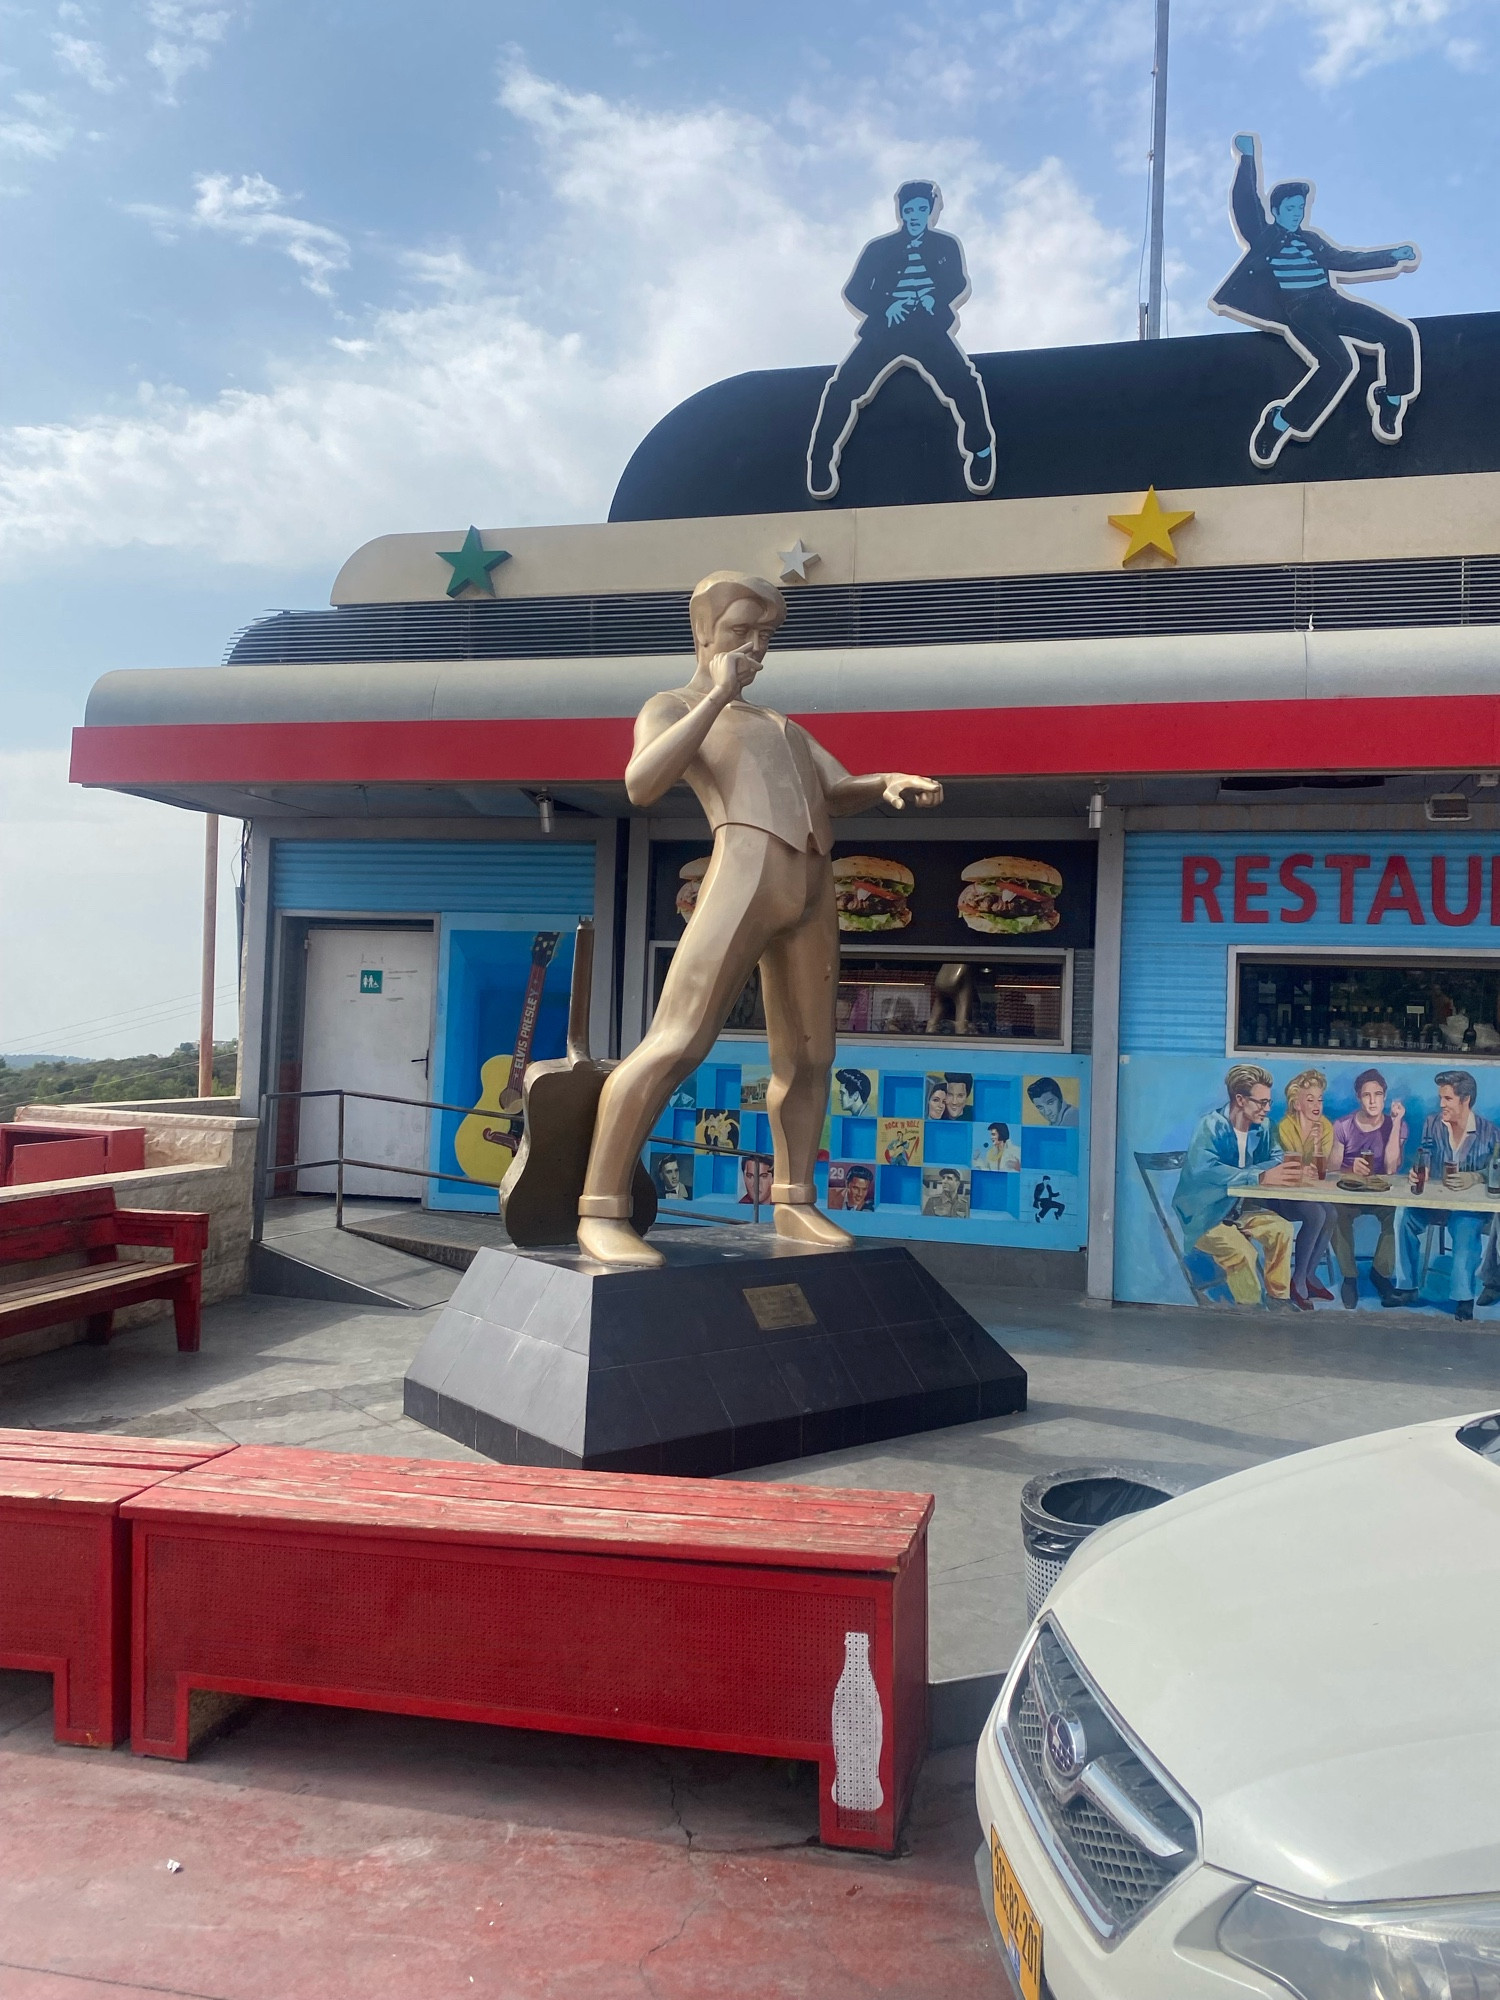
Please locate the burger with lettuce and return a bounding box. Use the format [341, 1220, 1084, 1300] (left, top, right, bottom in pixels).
[832, 854, 914, 933]
[958, 856, 1062, 934]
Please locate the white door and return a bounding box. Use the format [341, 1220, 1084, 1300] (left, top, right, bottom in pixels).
[298, 928, 436, 1198]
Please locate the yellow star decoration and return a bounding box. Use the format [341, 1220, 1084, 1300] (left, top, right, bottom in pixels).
[1108, 486, 1196, 566]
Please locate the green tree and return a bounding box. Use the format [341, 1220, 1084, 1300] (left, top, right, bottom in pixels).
[0, 1043, 238, 1123]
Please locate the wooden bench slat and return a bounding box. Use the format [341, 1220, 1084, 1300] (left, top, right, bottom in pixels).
[122, 1443, 932, 1527]
[0, 1465, 202, 1509]
[0, 1186, 116, 1230]
[0, 1428, 225, 1470]
[0, 1219, 122, 1263]
[122, 1446, 933, 1570]
[0, 1262, 195, 1315]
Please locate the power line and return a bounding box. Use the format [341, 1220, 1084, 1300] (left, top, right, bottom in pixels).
[1, 983, 240, 1056]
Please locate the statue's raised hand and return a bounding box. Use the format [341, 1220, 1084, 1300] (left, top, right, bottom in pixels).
[881, 773, 943, 809]
[708, 648, 761, 702]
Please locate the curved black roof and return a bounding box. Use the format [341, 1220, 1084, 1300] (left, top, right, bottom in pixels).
[608, 314, 1500, 522]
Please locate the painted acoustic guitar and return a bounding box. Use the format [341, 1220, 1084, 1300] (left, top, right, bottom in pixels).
[500, 918, 658, 1248]
[453, 930, 561, 1186]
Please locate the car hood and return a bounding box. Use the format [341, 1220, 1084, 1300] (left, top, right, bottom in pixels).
[1049, 1415, 1500, 1902]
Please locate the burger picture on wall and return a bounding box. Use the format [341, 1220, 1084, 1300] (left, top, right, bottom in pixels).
[959, 856, 1062, 934]
[833, 854, 914, 933]
[675, 856, 710, 925]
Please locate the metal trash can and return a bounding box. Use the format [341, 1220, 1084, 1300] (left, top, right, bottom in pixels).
[1020, 1464, 1189, 1617]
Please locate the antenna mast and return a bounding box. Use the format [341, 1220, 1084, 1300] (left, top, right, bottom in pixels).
[1142, 0, 1169, 339]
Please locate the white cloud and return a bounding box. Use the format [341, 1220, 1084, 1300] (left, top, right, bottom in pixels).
[0, 91, 73, 161]
[189, 172, 350, 294]
[144, 0, 232, 102]
[0, 62, 1134, 572]
[53, 33, 119, 93]
[1306, 0, 1456, 82]
[0, 751, 240, 1059]
[128, 172, 352, 296]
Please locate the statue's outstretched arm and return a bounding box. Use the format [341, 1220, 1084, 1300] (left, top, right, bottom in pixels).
[799, 726, 944, 816]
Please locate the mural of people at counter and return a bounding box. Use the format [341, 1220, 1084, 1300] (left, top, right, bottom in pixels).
[1130, 1058, 1500, 1318]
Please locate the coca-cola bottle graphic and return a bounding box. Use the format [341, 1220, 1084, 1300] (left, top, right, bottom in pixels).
[831, 1630, 884, 1811]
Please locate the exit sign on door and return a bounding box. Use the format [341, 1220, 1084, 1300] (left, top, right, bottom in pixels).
[359, 969, 383, 994]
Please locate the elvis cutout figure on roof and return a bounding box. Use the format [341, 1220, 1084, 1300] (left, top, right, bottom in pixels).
[807, 180, 997, 501]
[1210, 133, 1421, 469]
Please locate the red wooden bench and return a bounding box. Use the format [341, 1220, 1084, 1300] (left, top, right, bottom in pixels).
[0, 1187, 210, 1353]
[0, 1428, 231, 1745]
[124, 1448, 933, 1853]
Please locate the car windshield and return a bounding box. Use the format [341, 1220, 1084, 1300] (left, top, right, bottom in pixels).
[1457, 1414, 1500, 1461]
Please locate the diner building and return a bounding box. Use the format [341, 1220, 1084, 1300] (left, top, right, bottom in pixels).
[70, 307, 1500, 1316]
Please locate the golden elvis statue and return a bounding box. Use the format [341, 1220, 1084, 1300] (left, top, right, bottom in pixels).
[577, 571, 943, 1266]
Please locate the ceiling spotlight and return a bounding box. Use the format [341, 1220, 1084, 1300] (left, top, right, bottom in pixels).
[1425, 792, 1471, 824]
[1088, 786, 1108, 831]
[534, 790, 555, 835]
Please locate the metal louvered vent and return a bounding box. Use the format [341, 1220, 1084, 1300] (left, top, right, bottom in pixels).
[228, 555, 1500, 666]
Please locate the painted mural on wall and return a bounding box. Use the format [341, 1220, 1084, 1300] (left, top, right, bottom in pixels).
[1209, 132, 1421, 468]
[1118, 832, 1500, 1317]
[430, 923, 574, 1211]
[1118, 1053, 1500, 1318]
[651, 1040, 1089, 1251]
[806, 180, 996, 501]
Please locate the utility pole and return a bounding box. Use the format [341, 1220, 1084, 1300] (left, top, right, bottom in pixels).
[1142, 0, 1169, 339]
[198, 814, 219, 1099]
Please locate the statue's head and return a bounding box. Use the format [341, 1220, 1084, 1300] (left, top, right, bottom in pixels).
[689, 571, 786, 677]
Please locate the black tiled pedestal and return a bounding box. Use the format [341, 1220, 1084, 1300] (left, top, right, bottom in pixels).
[403, 1228, 1027, 1476]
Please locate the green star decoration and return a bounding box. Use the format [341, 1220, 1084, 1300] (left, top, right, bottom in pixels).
[437, 525, 511, 598]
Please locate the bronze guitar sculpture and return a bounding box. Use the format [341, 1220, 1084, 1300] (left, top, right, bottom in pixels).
[500, 919, 657, 1248]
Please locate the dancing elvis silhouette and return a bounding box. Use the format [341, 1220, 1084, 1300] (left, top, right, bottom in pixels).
[807, 180, 997, 500]
[1210, 133, 1421, 469]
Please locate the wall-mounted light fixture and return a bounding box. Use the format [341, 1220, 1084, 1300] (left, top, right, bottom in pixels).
[1087, 785, 1108, 831]
[533, 791, 555, 835]
[1425, 791, 1471, 824]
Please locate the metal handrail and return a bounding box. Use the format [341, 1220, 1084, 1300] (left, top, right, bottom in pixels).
[255, 1085, 771, 1236]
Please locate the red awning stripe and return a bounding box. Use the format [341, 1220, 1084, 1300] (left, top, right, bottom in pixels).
[69, 694, 1500, 788]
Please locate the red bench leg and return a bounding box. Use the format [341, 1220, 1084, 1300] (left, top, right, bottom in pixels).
[0, 1510, 129, 1747]
[84, 1311, 114, 1345]
[172, 1270, 201, 1353]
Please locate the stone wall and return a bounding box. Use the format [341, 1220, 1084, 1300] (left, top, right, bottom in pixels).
[1, 1103, 258, 1362]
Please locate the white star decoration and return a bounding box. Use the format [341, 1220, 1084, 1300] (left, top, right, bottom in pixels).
[776, 538, 820, 583]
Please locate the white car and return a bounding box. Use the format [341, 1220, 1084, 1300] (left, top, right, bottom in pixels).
[975, 1411, 1500, 1999]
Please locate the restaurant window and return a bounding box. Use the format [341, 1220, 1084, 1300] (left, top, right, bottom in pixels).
[1232, 952, 1500, 1057]
[649, 945, 1070, 1046]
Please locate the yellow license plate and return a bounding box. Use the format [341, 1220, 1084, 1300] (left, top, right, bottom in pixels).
[991, 1825, 1044, 2000]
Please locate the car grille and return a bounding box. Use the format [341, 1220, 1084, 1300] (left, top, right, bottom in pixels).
[998, 1620, 1198, 1940]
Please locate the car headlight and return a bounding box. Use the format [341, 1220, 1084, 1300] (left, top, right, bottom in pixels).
[1220, 1884, 1500, 1999]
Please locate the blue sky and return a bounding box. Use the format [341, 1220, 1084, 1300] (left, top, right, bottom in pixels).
[1, 0, 1495, 1054]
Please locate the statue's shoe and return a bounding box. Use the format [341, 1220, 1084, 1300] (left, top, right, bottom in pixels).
[773, 1203, 854, 1251]
[577, 1217, 665, 1268]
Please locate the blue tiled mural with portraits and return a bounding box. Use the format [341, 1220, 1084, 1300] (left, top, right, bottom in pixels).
[651, 1039, 1089, 1251]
